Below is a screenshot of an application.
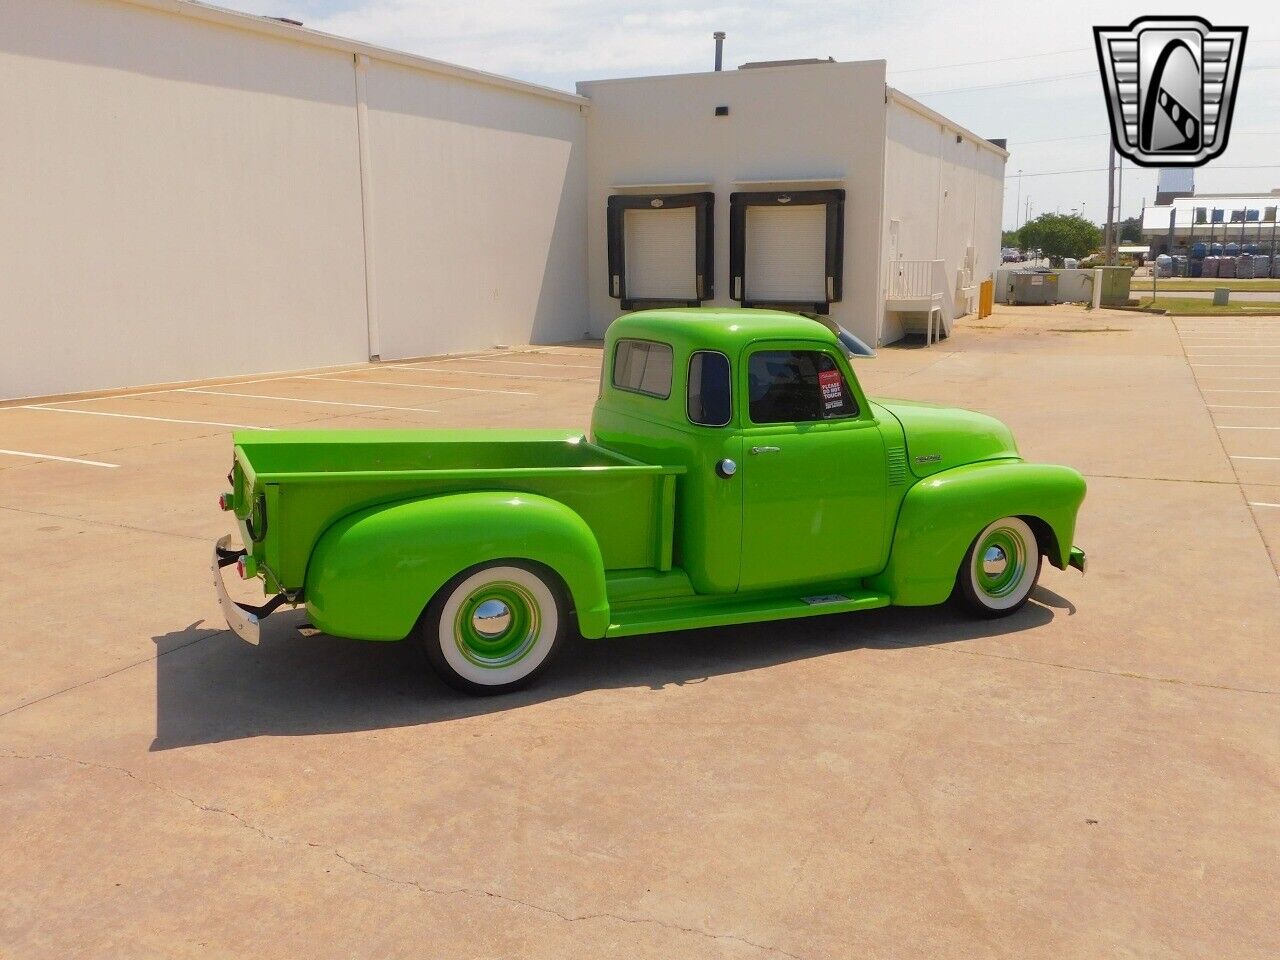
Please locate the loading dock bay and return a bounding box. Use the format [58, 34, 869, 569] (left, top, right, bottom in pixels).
[2, 304, 1278, 959]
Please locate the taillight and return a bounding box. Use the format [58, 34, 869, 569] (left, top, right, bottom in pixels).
[236, 555, 258, 579]
[219, 492, 234, 511]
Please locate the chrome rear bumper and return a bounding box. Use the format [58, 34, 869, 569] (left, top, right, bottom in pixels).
[213, 535, 287, 642]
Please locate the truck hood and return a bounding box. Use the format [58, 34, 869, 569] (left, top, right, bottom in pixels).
[871, 398, 1019, 478]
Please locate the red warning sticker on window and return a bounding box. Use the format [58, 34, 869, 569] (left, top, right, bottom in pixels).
[818, 368, 844, 410]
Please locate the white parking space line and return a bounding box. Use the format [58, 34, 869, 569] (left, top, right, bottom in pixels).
[181, 388, 440, 414]
[1192, 364, 1280, 368]
[23, 406, 277, 430]
[0, 448, 119, 468]
[399, 364, 595, 383]
[1194, 377, 1280, 381]
[1204, 389, 1280, 393]
[1249, 501, 1280, 508]
[468, 358, 599, 370]
[1232, 455, 1280, 461]
[1217, 425, 1280, 431]
[302, 375, 535, 397]
[1209, 404, 1280, 409]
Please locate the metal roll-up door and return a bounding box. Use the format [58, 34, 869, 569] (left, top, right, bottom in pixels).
[744, 205, 828, 302]
[624, 207, 698, 301]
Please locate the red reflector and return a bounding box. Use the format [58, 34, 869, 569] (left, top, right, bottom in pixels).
[219, 493, 233, 511]
[236, 557, 247, 579]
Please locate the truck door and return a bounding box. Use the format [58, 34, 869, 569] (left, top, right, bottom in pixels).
[736, 342, 888, 591]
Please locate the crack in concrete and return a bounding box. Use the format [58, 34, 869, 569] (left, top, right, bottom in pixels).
[2, 750, 806, 960]
[0, 504, 208, 543]
[0, 628, 224, 720]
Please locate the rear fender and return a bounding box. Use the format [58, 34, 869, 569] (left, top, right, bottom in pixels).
[869, 461, 1086, 606]
[305, 491, 609, 640]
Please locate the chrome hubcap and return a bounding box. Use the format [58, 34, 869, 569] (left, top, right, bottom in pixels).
[471, 599, 512, 638]
[982, 545, 1009, 578]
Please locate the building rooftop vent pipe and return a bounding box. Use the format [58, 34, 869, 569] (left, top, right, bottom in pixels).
[714, 32, 725, 71]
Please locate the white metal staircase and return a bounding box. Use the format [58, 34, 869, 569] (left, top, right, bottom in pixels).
[885, 258, 948, 345]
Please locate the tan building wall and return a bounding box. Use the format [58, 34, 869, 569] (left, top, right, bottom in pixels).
[578, 62, 890, 346]
[363, 60, 587, 361]
[881, 91, 1007, 343]
[0, 0, 588, 400]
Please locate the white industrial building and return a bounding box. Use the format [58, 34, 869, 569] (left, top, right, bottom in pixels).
[1, 0, 1007, 401]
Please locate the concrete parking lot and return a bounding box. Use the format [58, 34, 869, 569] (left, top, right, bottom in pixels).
[2, 303, 1277, 959]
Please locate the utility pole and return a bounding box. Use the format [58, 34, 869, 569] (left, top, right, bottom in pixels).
[1015, 169, 1023, 230]
[1104, 140, 1116, 265]
[1116, 156, 1124, 250]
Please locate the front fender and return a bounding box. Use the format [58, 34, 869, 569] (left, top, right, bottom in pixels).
[868, 461, 1086, 606]
[305, 491, 609, 641]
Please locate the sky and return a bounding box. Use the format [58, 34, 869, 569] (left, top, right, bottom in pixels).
[219, 0, 1280, 229]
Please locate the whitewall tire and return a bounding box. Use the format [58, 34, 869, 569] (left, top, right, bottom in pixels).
[420, 563, 565, 695]
[955, 517, 1042, 617]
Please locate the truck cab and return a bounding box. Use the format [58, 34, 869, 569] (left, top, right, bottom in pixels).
[592, 309, 899, 596]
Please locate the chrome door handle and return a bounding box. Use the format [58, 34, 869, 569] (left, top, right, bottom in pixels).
[750, 445, 781, 455]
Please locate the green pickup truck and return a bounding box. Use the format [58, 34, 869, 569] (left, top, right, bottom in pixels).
[214, 308, 1086, 693]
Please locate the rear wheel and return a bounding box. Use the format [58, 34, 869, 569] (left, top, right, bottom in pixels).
[955, 517, 1042, 617]
[420, 563, 565, 695]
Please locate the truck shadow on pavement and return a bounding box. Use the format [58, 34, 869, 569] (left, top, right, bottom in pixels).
[150, 596, 1059, 750]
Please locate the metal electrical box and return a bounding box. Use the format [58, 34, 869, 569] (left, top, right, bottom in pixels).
[1097, 266, 1133, 306]
[1010, 271, 1058, 305]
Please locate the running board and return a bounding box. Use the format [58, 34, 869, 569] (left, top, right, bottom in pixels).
[604, 588, 890, 638]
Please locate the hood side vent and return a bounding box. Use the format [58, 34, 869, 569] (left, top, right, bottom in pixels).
[886, 446, 907, 485]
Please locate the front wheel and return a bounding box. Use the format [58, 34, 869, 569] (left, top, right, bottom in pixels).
[955, 517, 1042, 618]
[419, 562, 566, 695]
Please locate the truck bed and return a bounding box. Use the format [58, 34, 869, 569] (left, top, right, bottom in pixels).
[232, 429, 683, 590]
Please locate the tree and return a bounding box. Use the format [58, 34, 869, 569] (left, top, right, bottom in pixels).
[1001, 229, 1021, 248]
[1016, 213, 1101, 262]
[1118, 216, 1143, 244]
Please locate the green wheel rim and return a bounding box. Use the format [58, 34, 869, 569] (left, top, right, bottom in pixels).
[453, 581, 541, 669]
[973, 525, 1028, 599]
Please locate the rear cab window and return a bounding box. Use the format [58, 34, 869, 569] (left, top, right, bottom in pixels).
[746, 349, 858, 424]
[612, 339, 673, 399]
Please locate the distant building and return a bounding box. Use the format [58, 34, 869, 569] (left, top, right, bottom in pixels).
[1141, 189, 1280, 255]
[1154, 168, 1195, 206]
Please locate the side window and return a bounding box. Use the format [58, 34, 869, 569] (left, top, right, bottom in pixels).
[747, 350, 858, 424]
[687, 351, 731, 426]
[612, 339, 672, 399]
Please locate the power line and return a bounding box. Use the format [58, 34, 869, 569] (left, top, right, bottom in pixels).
[914, 70, 1093, 96]
[913, 58, 1280, 98]
[1017, 163, 1280, 178]
[887, 47, 1089, 75]
[1008, 129, 1280, 147]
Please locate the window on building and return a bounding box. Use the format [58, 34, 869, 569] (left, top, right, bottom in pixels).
[1231, 210, 1245, 222]
[1195, 207, 1208, 224]
[612, 339, 672, 399]
[687, 351, 731, 426]
[1265, 207, 1277, 223]
[1211, 210, 1225, 223]
[747, 350, 857, 424]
